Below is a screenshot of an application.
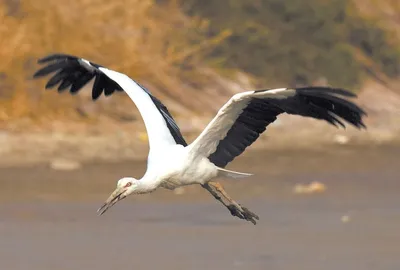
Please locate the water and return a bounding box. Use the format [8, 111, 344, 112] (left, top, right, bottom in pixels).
[0, 145, 399, 270]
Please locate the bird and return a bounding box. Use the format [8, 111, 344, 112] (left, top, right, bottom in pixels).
[33, 53, 367, 225]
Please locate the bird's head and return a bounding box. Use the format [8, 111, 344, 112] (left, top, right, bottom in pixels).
[97, 177, 140, 215]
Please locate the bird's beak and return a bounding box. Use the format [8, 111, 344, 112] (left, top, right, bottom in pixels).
[97, 187, 127, 216]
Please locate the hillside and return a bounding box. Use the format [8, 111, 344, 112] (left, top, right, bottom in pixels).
[183, 0, 400, 89]
[0, 0, 399, 165]
[0, 0, 242, 124]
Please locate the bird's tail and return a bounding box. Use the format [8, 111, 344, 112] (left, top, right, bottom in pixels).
[217, 167, 253, 179]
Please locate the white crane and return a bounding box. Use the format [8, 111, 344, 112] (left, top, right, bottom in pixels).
[34, 54, 366, 225]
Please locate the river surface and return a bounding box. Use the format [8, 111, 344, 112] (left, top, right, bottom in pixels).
[0, 145, 399, 270]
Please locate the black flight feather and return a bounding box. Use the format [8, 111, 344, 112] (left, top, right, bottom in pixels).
[208, 87, 366, 168]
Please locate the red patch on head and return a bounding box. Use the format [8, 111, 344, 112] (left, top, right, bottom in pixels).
[124, 182, 132, 188]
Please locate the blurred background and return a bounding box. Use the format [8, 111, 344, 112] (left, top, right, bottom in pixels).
[0, 1, 399, 270]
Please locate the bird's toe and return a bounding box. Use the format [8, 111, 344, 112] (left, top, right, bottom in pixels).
[240, 207, 259, 225]
[227, 204, 245, 219]
[241, 206, 260, 220]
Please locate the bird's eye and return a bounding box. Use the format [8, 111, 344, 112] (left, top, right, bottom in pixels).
[124, 182, 132, 188]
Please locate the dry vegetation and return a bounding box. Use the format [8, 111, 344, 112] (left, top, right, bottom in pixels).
[1, 0, 399, 128]
[354, 0, 400, 42]
[350, 0, 400, 88]
[0, 0, 235, 126]
[0, 0, 399, 167]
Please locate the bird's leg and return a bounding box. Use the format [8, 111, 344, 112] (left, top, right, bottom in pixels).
[201, 183, 233, 212]
[209, 181, 259, 224]
[202, 183, 247, 221]
[203, 181, 259, 225]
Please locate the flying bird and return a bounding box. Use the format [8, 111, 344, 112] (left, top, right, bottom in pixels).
[33, 54, 367, 225]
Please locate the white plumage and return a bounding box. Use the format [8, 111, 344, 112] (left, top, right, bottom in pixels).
[34, 54, 366, 224]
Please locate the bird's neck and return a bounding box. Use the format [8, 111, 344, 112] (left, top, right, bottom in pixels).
[137, 174, 159, 194]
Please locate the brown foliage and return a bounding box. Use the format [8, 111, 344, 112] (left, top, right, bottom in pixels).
[354, 0, 400, 43]
[0, 0, 230, 123]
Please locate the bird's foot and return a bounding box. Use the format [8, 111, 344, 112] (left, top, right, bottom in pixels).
[202, 182, 260, 225]
[227, 203, 259, 225]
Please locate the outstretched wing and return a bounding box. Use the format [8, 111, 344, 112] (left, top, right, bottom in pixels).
[189, 87, 366, 168]
[33, 53, 187, 150]
[34, 54, 124, 99]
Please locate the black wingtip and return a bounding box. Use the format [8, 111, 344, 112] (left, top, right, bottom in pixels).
[358, 120, 367, 130]
[37, 53, 77, 64]
[33, 61, 69, 78]
[32, 70, 42, 78]
[33, 69, 49, 78]
[295, 86, 367, 130]
[296, 86, 358, 98]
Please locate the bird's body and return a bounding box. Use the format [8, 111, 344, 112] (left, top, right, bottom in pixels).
[150, 146, 219, 190]
[34, 53, 367, 224]
[96, 67, 248, 192]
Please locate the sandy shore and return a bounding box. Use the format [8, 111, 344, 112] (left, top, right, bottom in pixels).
[1, 83, 399, 167]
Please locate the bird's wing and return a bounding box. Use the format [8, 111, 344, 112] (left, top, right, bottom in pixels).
[33, 54, 187, 153]
[189, 87, 366, 168]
